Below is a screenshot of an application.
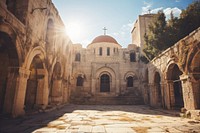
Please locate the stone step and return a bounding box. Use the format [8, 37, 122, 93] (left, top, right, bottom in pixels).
[70, 95, 144, 105]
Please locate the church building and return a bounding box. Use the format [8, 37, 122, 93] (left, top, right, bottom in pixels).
[70, 33, 146, 104]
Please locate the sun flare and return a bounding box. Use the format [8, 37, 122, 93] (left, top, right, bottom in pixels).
[65, 22, 82, 42]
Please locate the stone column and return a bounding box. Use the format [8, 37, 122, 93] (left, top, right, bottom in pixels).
[149, 83, 155, 107]
[3, 67, 19, 114]
[12, 68, 30, 117]
[51, 79, 62, 103]
[91, 78, 96, 94]
[35, 69, 48, 108]
[115, 79, 120, 95]
[180, 75, 196, 110]
[166, 80, 174, 109]
[160, 83, 166, 108]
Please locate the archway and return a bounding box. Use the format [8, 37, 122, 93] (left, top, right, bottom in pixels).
[25, 55, 45, 112]
[0, 32, 19, 113]
[127, 76, 133, 87]
[49, 62, 62, 105]
[100, 74, 110, 92]
[190, 51, 200, 109]
[154, 72, 162, 107]
[167, 64, 184, 109]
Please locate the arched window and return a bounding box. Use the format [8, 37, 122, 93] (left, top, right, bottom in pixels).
[75, 53, 81, 61]
[127, 76, 133, 87]
[130, 52, 136, 62]
[76, 76, 83, 86]
[107, 47, 110, 56]
[99, 47, 102, 56]
[100, 74, 110, 92]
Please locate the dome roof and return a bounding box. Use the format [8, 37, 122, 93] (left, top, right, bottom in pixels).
[91, 35, 118, 44]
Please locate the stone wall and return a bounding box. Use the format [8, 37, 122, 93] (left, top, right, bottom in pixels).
[0, 0, 73, 117]
[148, 27, 200, 110]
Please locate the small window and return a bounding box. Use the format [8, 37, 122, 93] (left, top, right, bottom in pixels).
[130, 52, 136, 62]
[75, 53, 81, 61]
[127, 76, 133, 87]
[113, 48, 116, 53]
[107, 47, 110, 56]
[99, 47, 102, 56]
[76, 76, 83, 86]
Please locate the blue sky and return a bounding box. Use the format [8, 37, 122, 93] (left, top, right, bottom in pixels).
[52, 0, 193, 47]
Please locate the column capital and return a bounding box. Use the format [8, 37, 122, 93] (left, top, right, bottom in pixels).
[180, 74, 189, 81]
[19, 67, 30, 79]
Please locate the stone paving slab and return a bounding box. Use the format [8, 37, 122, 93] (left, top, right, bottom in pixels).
[1, 105, 200, 133]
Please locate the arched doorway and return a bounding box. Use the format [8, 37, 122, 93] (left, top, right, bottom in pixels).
[0, 32, 19, 113]
[49, 62, 62, 105]
[167, 64, 184, 109]
[127, 76, 133, 87]
[100, 74, 110, 92]
[154, 72, 162, 107]
[190, 51, 200, 109]
[25, 55, 45, 112]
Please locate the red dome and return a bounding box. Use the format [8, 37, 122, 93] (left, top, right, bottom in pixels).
[91, 35, 118, 44]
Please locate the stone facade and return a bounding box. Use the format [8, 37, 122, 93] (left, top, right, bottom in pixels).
[70, 35, 146, 104]
[0, 0, 73, 117]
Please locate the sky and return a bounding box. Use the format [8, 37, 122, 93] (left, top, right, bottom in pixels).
[52, 0, 194, 48]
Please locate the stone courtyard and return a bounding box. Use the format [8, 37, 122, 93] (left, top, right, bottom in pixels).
[0, 105, 200, 133]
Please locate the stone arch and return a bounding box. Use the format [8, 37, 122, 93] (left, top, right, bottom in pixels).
[23, 47, 48, 113]
[124, 71, 138, 88]
[0, 22, 23, 65]
[100, 74, 110, 92]
[96, 67, 116, 94]
[49, 62, 63, 105]
[166, 63, 184, 109]
[188, 48, 200, 109]
[154, 71, 162, 107]
[0, 31, 20, 114]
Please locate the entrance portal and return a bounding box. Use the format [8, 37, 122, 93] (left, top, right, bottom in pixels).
[100, 74, 110, 92]
[167, 64, 184, 109]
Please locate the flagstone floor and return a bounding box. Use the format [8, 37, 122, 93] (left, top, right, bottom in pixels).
[0, 105, 200, 133]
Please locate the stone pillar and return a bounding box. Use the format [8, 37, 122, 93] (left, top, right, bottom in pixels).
[180, 75, 196, 110]
[3, 67, 19, 114]
[91, 78, 96, 94]
[160, 83, 166, 108]
[51, 79, 62, 103]
[166, 80, 174, 109]
[12, 68, 30, 117]
[149, 83, 155, 107]
[35, 69, 49, 108]
[115, 79, 120, 95]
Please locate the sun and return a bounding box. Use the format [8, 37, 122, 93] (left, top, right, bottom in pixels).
[65, 22, 82, 42]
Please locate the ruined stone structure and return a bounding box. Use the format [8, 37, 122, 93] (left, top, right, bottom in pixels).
[0, 0, 199, 118]
[147, 28, 200, 112]
[70, 35, 145, 104]
[0, 0, 73, 117]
